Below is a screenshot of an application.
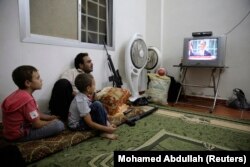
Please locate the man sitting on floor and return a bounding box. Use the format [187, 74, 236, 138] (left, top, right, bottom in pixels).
[49, 53, 93, 121]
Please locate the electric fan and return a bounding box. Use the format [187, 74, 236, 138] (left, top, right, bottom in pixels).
[138, 46, 162, 94]
[125, 33, 148, 102]
[145, 46, 162, 73]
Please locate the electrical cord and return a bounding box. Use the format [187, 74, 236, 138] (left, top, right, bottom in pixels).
[225, 9, 250, 35]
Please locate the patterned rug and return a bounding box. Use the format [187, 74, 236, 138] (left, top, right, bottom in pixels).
[28, 107, 250, 167]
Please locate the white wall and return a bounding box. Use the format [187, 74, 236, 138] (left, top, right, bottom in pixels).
[0, 0, 146, 121]
[146, 0, 163, 50]
[146, 0, 250, 100]
[1, 0, 250, 122]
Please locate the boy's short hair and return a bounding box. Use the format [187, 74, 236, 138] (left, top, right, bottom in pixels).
[75, 73, 94, 92]
[74, 53, 89, 69]
[12, 65, 38, 89]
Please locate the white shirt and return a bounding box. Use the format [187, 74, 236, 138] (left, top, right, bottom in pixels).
[68, 93, 92, 129]
[60, 68, 84, 93]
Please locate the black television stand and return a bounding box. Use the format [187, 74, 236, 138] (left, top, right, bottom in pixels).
[173, 65, 227, 113]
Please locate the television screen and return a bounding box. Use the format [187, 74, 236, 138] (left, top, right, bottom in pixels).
[188, 38, 217, 60]
[182, 36, 226, 67]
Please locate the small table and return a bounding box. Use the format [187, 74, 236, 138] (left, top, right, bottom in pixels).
[173, 65, 227, 113]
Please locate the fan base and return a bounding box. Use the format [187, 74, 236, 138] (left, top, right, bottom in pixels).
[129, 96, 142, 102]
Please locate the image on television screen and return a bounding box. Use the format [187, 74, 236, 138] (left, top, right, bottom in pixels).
[188, 38, 217, 60]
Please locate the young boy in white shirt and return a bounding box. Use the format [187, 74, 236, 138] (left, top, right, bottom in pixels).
[68, 73, 118, 140]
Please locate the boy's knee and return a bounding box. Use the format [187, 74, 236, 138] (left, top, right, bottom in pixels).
[92, 101, 103, 108]
[54, 120, 65, 132]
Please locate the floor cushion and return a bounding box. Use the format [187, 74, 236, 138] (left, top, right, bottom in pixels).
[0, 106, 144, 164]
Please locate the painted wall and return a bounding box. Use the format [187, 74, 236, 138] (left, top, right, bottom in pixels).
[146, 0, 250, 100]
[146, 0, 163, 50]
[0, 0, 146, 121]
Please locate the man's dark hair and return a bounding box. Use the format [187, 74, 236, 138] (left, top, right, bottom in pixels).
[12, 65, 38, 89]
[75, 73, 94, 92]
[74, 53, 89, 69]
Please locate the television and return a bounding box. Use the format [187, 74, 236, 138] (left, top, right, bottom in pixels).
[182, 36, 226, 67]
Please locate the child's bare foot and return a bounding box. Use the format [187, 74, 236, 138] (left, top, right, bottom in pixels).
[100, 133, 118, 140]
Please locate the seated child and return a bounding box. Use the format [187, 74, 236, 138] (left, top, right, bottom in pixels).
[68, 73, 118, 140]
[1, 65, 65, 142]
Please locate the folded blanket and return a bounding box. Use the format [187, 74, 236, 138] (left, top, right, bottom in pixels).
[17, 129, 96, 164]
[0, 106, 144, 164]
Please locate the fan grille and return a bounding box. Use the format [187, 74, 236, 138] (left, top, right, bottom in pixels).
[145, 48, 159, 70]
[130, 39, 148, 69]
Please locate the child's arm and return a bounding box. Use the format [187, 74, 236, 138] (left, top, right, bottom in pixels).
[92, 90, 101, 101]
[32, 111, 59, 128]
[83, 114, 117, 133]
[32, 118, 53, 129]
[39, 111, 58, 121]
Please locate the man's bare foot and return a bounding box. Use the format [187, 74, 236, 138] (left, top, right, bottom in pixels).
[100, 133, 118, 140]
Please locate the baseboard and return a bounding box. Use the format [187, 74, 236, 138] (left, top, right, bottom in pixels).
[181, 95, 227, 105]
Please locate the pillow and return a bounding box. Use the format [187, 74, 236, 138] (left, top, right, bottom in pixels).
[108, 106, 144, 125]
[145, 73, 171, 105]
[96, 87, 131, 115]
